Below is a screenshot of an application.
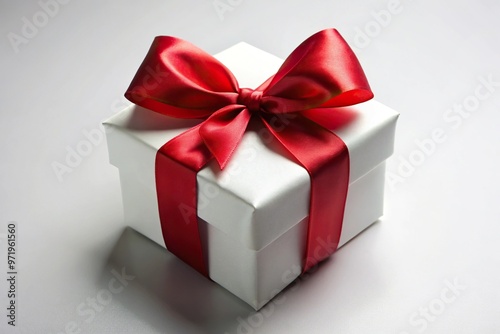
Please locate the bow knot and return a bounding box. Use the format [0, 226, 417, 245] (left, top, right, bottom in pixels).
[238, 88, 263, 113]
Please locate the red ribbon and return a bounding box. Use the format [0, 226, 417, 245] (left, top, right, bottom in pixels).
[125, 29, 373, 277]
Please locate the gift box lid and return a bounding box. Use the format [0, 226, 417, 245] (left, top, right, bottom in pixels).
[104, 42, 399, 252]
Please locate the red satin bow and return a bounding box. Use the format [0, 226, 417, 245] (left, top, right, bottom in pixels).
[125, 29, 373, 276]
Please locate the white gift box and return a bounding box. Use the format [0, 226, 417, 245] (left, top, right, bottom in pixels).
[104, 42, 399, 310]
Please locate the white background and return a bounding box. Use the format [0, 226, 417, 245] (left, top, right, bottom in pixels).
[1, 0, 499, 333]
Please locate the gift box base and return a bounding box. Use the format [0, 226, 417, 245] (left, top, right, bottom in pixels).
[116, 151, 385, 309]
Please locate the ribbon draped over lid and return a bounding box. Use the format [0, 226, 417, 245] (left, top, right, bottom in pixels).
[125, 29, 373, 276]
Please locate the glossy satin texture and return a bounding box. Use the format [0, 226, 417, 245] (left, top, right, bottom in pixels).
[125, 29, 373, 276]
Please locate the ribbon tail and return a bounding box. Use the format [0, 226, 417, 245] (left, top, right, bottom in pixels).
[260, 113, 349, 273]
[156, 124, 212, 277]
[199, 105, 252, 169]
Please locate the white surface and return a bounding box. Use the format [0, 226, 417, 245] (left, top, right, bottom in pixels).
[0, 1, 499, 333]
